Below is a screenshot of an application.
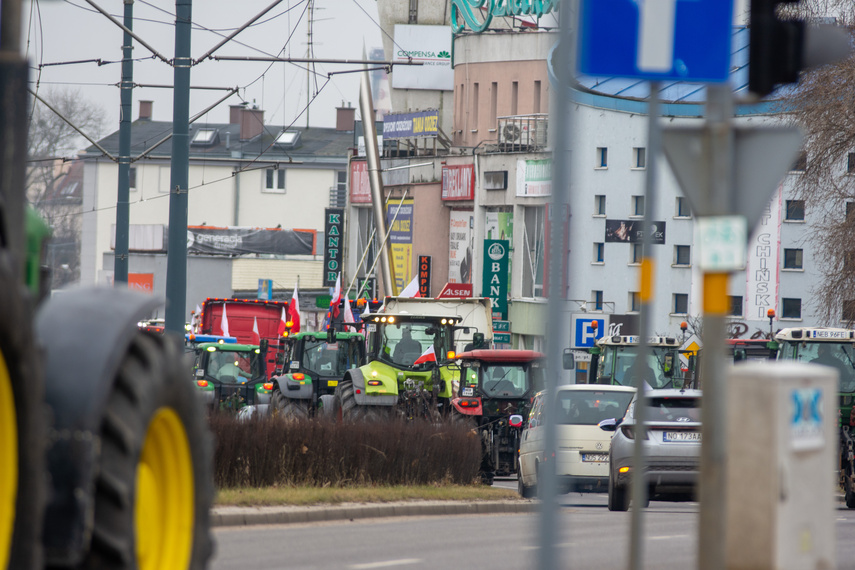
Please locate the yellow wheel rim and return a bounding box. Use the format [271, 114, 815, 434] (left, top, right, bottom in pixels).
[0, 350, 16, 570]
[135, 407, 194, 570]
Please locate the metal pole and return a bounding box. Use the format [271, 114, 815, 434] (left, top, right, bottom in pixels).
[165, 0, 192, 334]
[359, 65, 396, 295]
[113, 0, 134, 285]
[697, 83, 734, 570]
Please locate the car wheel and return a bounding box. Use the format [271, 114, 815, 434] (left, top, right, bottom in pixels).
[607, 465, 629, 512]
[518, 472, 536, 499]
[847, 488, 855, 509]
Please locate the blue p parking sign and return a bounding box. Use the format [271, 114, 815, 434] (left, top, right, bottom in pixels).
[574, 317, 606, 348]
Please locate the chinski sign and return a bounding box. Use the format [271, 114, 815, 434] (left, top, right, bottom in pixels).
[451, 0, 559, 33]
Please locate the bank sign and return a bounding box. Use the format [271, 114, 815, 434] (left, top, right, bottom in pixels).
[323, 209, 344, 286]
[482, 239, 509, 320]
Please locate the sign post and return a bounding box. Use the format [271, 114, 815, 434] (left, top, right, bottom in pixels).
[482, 240, 509, 320]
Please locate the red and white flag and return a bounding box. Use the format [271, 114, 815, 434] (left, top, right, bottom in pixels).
[288, 283, 301, 333]
[330, 273, 342, 318]
[343, 293, 356, 332]
[413, 345, 437, 365]
[252, 317, 260, 344]
[399, 275, 420, 298]
[220, 304, 230, 337]
[276, 306, 289, 336]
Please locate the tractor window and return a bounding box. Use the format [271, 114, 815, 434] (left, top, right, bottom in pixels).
[482, 364, 527, 397]
[379, 322, 439, 367]
[793, 343, 855, 393]
[206, 350, 256, 383]
[302, 339, 362, 377]
[603, 347, 674, 389]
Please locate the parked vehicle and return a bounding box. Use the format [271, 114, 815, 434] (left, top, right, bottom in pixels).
[191, 341, 272, 411]
[599, 389, 702, 511]
[518, 384, 636, 498]
[453, 349, 545, 484]
[775, 327, 855, 507]
[270, 330, 366, 419]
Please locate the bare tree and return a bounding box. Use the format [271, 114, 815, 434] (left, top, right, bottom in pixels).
[27, 88, 106, 289]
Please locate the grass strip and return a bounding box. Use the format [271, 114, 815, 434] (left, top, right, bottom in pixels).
[216, 485, 521, 506]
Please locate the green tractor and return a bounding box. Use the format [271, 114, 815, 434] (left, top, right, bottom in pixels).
[270, 330, 366, 419]
[334, 312, 463, 421]
[191, 341, 272, 412]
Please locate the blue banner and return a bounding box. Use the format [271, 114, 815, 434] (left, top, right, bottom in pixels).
[383, 110, 439, 139]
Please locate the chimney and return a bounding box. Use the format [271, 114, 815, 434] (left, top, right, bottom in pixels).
[336, 105, 355, 131]
[240, 107, 265, 141]
[139, 100, 153, 121]
[229, 104, 244, 125]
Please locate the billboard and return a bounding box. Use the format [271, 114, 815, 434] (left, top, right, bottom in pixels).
[745, 186, 782, 322]
[449, 210, 474, 284]
[387, 199, 415, 293]
[604, 219, 666, 244]
[350, 160, 371, 203]
[392, 25, 454, 90]
[186, 226, 315, 256]
[516, 159, 552, 197]
[442, 164, 475, 201]
[383, 110, 440, 139]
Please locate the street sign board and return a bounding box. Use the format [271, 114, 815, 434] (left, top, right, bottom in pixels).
[494, 332, 511, 344]
[696, 216, 747, 271]
[493, 320, 510, 332]
[572, 315, 607, 349]
[577, 0, 734, 82]
[437, 282, 472, 298]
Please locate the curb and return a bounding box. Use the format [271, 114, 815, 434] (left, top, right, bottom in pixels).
[211, 500, 537, 527]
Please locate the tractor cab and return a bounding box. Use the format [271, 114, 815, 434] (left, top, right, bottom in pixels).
[363, 313, 461, 371]
[192, 342, 271, 411]
[592, 335, 686, 389]
[456, 350, 545, 417]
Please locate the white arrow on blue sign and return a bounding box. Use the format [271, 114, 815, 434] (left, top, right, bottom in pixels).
[577, 0, 734, 83]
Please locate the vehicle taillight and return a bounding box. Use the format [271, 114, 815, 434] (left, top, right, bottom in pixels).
[621, 425, 635, 439]
[196, 380, 208, 388]
[293, 373, 305, 380]
[367, 380, 382, 386]
[262, 383, 273, 391]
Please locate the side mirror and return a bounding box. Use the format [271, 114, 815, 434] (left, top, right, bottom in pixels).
[598, 417, 622, 431]
[562, 348, 576, 370]
[529, 419, 539, 429]
[472, 332, 486, 349]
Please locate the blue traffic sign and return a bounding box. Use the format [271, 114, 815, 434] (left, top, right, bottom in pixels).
[574, 317, 606, 349]
[577, 0, 734, 82]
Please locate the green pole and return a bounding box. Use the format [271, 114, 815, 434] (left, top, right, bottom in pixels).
[114, 0, 134, 285]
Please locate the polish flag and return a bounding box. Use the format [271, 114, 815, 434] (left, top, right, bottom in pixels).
[220, 304, 230, 337]
[330, 273, 342, 318]
[276, 306, 289, 336]
[343, 293, 356, 332]
[288, 283, 301, 333]
[413, 345, 437, 365]
[252, 317, 260, 344]
[399, 275, 420, 298]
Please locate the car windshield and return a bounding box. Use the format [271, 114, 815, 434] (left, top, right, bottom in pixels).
[791, 342, 855, 393]
[481, 364, 528, 397]
[206, 350, 257, 382]
[630, 396, 701, 423]
[555, 390, 635, 426]
[301, 339, 361, 377]
[601, 346, 678, 389]
[378, 322, 439, 368]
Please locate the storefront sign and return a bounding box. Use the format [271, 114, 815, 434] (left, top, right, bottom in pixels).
[418, 256, 431, 297]
[323, 209, 344, 286]
[128, 273, 154, 293]
[383, 110, 440, 139]
[516, 159, 552, 197]
[745, 187, 782, 322]
[350, 160, 371, 203]
[387, 199, 415, 293]
[449, 210, 474, 283]
[451, 0, 558, 33]
[442, 164, 475, 201]
[482, 239, 509, 320]
[604, 219, 666, 244]
[437, 282, 473, 298]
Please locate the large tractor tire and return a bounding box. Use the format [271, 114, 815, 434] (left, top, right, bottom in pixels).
[270, 388, 310, 421]
[0, 253, 45, 570]
[333, 377, 392, 422]
[81, 332, 214, 570]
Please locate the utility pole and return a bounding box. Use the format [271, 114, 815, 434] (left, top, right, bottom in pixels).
[164, 0, 192, 334]
[114, 0, 134, 285]
[306, 0, 314, 128]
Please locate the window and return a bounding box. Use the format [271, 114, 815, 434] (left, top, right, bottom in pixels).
[847, 201, 855, 221]
[790, 151, 807, 172]
[630, 243, 643, 264]
[593, 243, 604, 263]
[781, 298, 802, 319]
[675, 245, 691, 266]
[490, 82, 498, 128]
[594, 195, 606, 216]
[632, 195, 645, 216]
[472, 83, 479, 129]
[592, 290, 604, 311]
[330, 171, 347, 208]
[484, 171, 508, 190]
[596, 147, 608, 168]
[783, 248, 803, 269]
[533, 81, 542, 114]
[729, 296, 743, 317]
[785, 200, 805, 221]
[511, 81, 519, 116]
[848, 153, 855, 174]
[843, 300, 855, 323]
[522, 206, 545, 297]
[676, 196, 691, 217]
[632, 147, 646, 169]
[673, 293, 688, 315]
[629, 291, 640, 312]
[265, 168, 285, 192]
[129, 167, 137, 190]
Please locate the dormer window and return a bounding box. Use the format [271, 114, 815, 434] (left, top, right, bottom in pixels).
[191, 128, 218, 146]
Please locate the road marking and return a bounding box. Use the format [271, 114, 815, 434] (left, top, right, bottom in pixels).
[351, 559, 422, 569]
[649, 535, 690, 540]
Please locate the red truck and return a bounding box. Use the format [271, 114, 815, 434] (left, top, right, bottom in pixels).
[198, 297, 290, 378]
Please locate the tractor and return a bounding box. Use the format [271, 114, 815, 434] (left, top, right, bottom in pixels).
[191, 340, 273, 412]
[452, 349, 545, 484]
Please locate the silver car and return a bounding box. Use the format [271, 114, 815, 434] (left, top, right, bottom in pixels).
[600, 389, 702, 511]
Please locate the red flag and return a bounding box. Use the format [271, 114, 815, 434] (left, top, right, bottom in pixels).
[413, 345, 437, 365]
[399, 275, 420, 298]
[252, 317, 260, 344]
[330, 273, 342, 318]
[288, 283, 301, 333]
[276, 306, 289, 336]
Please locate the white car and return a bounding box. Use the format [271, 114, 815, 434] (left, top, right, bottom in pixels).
[518, 384, 636, 497]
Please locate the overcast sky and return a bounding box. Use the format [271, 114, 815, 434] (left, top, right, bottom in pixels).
[22, 0, 384, 146]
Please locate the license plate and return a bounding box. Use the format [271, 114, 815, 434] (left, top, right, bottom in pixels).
[581, 453, 609, 462]
[461, 387, 474, 397]
[663, 431, 701, 442]
[327, 380, 338, 387]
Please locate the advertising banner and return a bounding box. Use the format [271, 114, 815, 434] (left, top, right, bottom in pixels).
[128, 273, 154, 294]
[387, 199, 415, 293]
[350, 160, 371, 204]
[745, 186, 782, 322]
[186, 226, 315, 256]
[449, 210, 474, 284]
[383, 110, 440, 139]
[604, 219, 666, 244]
[516, 159, 552, 197]
[482, 239, 509, 320]
[392, 25, 454, 90]
[323, 209, 344, 286]
[442, 164, 475, 201]
[418, 256, 431, 297]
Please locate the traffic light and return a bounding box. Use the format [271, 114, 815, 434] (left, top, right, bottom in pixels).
[748, 0, 852, 97]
